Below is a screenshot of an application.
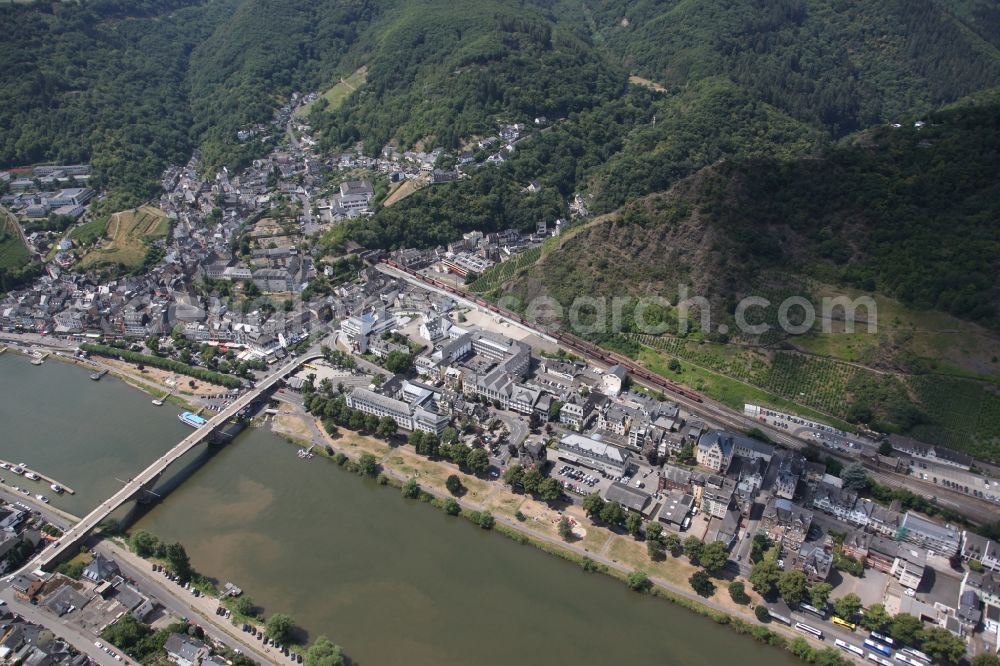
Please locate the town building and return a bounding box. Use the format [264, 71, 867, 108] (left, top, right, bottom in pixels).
[604, 482, 654, 517]
[760, 497, 813, 552]
[556, 433, 632, 477]
[900, 512, 962, 556]
[81, 555, 120, 583]
[889, 435, 973, 470]
[696, 432, 733, 473]
[602, 364, 627, 396]
[701, 476, 736, 520]
[892, 546, 928, 590]
[961, 532, 1000, 572]
[164, 633, 209, 666]
[657, 490, 694, 531]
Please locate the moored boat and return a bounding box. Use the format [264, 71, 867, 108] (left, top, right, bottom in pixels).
[178, 411, 207, 428]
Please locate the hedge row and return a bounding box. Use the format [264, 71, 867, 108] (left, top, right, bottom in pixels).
[81, 343, 243, 388]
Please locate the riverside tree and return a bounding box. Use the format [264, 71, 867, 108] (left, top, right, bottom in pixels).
[445, 474, 463, 495]
[265, 613, 295, 644]
[233, 596, 257, 618]
[810, 582, 833, 609]
[521, 466, 544, 493]
[626, 571, 651, 592]
[164, 542, 192, 582]
[860, 603, 890, 631]
[683, 536, 704, 565]
[749, 559, 781, 595]
[558, 516, 573, 541]
[625, 512, 643, 537]
[832, 593, 862, 621]
[689, 571, 716, 598]
[401, 478, 420, 499]
[889, 613, 923, 645]
[645, 522, 666, 560]
[777, 570, 808, 606]
[537, 477, 562, 501]
[698, 541, 729, 573]
[129, 530, 159, 557]
[582, 492, 605, 519]
[919, 626, 967, 666]
[599, 501, 625, 527]
[728, 581, 750, 604]
[503, 464, 525, 487]
[304, 637, 345, 666]
[357, 453, 379, 477]
[466, 447, 490, 475]
[375, 416, 397, 440]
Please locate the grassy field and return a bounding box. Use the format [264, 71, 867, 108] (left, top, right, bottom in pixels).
[298, 66, 367, 117]
[790, 284, 1000, 375]
[0, 214, 29, 269]
[383, 178, 424, 207]
[75, 205, 169, 270]
[628, 74, 666, 93]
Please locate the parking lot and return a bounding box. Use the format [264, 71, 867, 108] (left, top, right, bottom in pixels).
[910, 460, 1000, 503]
[748, 406, 873, 454]
[555, 462, 613, 497]
[553, 460, 662, 506]
[200, 391, 241, 412]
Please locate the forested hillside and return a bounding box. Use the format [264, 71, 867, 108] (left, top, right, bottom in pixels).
[505, 102, 1000, 331]
[329, 0, 1000, 245]
[0, 0, 236, 202]
[188, 0, 384, 170]
[582, 0, 1000, 135]
[308, 0, 624, 153]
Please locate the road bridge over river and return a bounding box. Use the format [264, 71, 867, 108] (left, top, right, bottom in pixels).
[29, 348, 324, 572]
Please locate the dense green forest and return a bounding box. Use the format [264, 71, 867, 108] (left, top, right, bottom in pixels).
[580, 0, 1000, 135]
[0, 0, 237, 202]
[188, 0, 383, 170]
[326, 0, 1000, 246]
[504, 103, 1000, 331]
[308, 0, 624, 153]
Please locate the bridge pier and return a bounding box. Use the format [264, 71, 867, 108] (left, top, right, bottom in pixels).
[136, 473, 162, 504]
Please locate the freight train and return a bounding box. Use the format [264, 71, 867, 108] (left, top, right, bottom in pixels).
[382, 258, 704, 404]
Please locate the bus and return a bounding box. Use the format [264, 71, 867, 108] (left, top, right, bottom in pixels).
[868, 654, 893, 666]
[895, 654, 924, 666]
[795, 622, 824, 639]
[864, 639, 892, 657]
[870, 632, 895, 647]
[800, 603, 827, 618]
[832, 616, 858, 631]
[901, 648, 932, 664]
[835, 639, 865, 657]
